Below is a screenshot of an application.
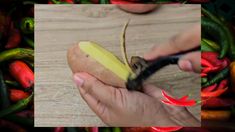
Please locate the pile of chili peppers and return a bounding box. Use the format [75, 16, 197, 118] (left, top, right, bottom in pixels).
[0, 3, 34, 131]
[51, 127, 211, 132]
[0, 0, 209, 4]
[47, 0, 210, 4]
[51, 126, 235, 132]
[201, 7, 235, 124]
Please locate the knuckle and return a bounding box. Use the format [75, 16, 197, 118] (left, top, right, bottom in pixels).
[111, 88, 122, 106]
[96, 100, 106, 116]
[168, 34, 182, 52]
[83, 78, 99, 94]
[111, 89, 118, 102]
[169, 35, 178, 45]
[151, 45, 160, 52]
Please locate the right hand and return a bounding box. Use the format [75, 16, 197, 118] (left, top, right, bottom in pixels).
[144, 24, 201, 73]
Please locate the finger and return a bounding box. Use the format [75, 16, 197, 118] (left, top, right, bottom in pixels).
[73, 72, 116, 106]
[78, 87, 107, 119]
[144, 24, 200, 60]
[178, 51, 201, 73]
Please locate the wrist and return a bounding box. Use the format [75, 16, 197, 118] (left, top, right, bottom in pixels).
[163, 105, 200, 126]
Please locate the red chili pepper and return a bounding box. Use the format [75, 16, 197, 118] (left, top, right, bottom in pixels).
[201, 58, 214, 67]
[217, 79, 228, 89]
[63, 0, 74, 3]
[5, 28, 21, 49]
[48, 0, 73, 4]
[151, 127, 182, 132]
[161, 90, 196, 106]
[188, 0, 210, 3]
[202, 52, 230, 70]
[125, 0, 142, 2]
[110, 0, 135, 4]
[9, 60, 34, 88]
[180, 127, 210, 132]
[202, 83, 217, 92]
[179, 95, 189, 101]
[9, 89, 29, 102]
[202, 97, 235, 108]
[201, 73, 207, 77]
[202, 66, 221, 73]
[122, 127, 151, 132]
[201, 87, 228, 97]
[202, 79, 228, 93]
[54, 127, 65, 132]
[90, 0, 99, 4]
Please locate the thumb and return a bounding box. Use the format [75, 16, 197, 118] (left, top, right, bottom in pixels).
[178, 51, 201, 73]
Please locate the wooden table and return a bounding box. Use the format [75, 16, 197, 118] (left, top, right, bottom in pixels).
[35, 4, 201, 127]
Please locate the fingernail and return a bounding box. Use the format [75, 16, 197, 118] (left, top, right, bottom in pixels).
[73, 74, 84, 87]
[178, 60, 193, 72]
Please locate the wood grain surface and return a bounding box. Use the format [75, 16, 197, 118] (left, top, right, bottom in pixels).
[35, 4, 201, 127]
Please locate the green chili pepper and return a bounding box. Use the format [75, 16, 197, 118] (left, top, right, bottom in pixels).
[20, 17, 34, 34]
[100, 0, 109, 4]
[50, 0, 72, 4]
[202, 68, 229, 87]
[202, 8, 235, 60]
[4, 114, 34, 126]
[24, 36, 34, 48]
[80, 0, 93, 4]
[202, 38, 220, 52]
[5, 80, 21, 88]
[204, 39, 220, 50]
[201, 39, 216, 52]
[0, 94, 33, 118]
[102, 128, 111, 132]
[50, 0, 61, 4]
[67, 127, 78, 132]
[201, 77, 208, 84]
[0, 48, 34, 63]
[0, 70, 10, 109]
[202, 17, 229, 59]
[112, 127, 121, 132]
[202, 8, 222, 24]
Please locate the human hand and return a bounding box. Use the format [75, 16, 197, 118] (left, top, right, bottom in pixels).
[73, 72, 200, 126]
[144, 24, 201, 73]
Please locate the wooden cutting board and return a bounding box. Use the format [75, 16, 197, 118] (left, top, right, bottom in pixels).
[35, 4, 201, 127]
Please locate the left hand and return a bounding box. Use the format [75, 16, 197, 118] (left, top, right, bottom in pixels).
[73, 72, 200, 126]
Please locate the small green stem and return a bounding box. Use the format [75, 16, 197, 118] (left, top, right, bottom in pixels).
[20, 17, 34, 34]
[5, 80, 21, 88]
